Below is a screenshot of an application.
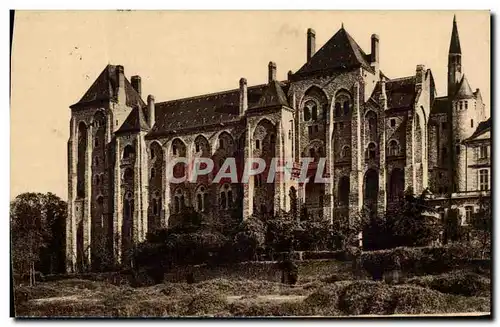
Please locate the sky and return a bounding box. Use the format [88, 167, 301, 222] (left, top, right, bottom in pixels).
[10, 10, 490, 200]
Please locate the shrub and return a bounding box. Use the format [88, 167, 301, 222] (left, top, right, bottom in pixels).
[361, 243, 486, 279]
[407, 271, 490, 297]
[181, 290, 228, 316]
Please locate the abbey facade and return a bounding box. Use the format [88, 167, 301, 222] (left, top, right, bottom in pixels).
[66, 16, 491, 272]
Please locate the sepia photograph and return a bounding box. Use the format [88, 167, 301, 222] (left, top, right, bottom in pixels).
[10, 10, 491, 318]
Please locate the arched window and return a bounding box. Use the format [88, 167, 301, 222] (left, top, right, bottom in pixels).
[366, 111, 377, 134]
[172, 144, 177, 155]
[195, 186, 208, 212]
[304, 106, 311, 121]
[338, 176, 350, 206]
[388, 140, 399, 156]
[335, 93, 351, 118]
[220, 184, 232, 210]
[197, 194, 202, 211]
[364, 169, 379, 211]
[388, 168, 405, 202]
[220, 192, 227, 210]
[270, 134, 276, 145]
[174, 188, 185, 213]
[309, 148, 315, 158]
[366, 142, 377, 160]
[123, 145, 135, 159]
[341, 146, 351, 159]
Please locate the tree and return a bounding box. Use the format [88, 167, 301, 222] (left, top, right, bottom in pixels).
[331, 207, 370, 251]
[233, 215, 265, 261]
[10, 192, 66, 285]
[471, 195, 491, 258]
[386, 189, 439, 247]
[443, 208, 463, 244]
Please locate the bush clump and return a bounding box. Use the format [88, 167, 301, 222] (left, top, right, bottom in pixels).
[407, 271, 490, 297]
[181, 291, 229, 316]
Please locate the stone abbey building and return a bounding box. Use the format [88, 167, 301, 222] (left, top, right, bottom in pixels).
[66, 16, 491, 272]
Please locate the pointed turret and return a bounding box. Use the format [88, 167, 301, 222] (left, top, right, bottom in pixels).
[454, 75, 474, 100]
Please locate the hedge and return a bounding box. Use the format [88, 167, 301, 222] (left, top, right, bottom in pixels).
[361, 243, 488, 279]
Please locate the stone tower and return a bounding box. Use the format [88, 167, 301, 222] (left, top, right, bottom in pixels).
[66, 65, 143, 272]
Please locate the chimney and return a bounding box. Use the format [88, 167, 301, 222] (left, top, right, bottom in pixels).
[147, 95, 155, 127]
[307, 28, 316, 61]
[239, 78, 248, 115]
[379, 78, 387, 110]
[116, 65, 126, 104]
[288, 70, 293, 81]
[131, 75, 142, 96]
[371, 34, 379, 63]
[268, 61, 277, 83]
[416, 64, 425, 90]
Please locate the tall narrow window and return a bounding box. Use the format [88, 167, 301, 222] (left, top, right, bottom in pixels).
[304, 106, 311, 121]
[334, 102, 341, 117]
[311, 104, 318, 121]
[219, 139, 224, 149]
[308, 126, 312, 135]
[343, 102, 349, 115]
[195, 143, 200, 152]
[388, 140, 399, 156]
[172, 145, 177, 156]
[220, 192, 227, 210]
[479, 145, 488, 159]
[366, 142, 376, 160]
[479, 169, 489, 190]
[197, 194, 202, 211]
[441, 147, 448, 166]
[471, 119, 474, 128]
[255, 139, 260, 150]
[465, 206, 473, 225]
[341, 146, 351, 159]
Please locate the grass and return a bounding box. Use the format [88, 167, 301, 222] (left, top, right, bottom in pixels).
[14, 265, 491, 317]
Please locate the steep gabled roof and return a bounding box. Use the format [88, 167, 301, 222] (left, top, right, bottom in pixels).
[250, 80, 290, 109]
[369, 76, 416, 109]
[454, 75, 474, 100]
[295, 27, 373, 76]
[465, 117, 491, 142]
[116, 105, 150, 134]
[70, 64, 145, 109]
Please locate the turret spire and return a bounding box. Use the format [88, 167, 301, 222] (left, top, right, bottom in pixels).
[449, 15, 462, 54]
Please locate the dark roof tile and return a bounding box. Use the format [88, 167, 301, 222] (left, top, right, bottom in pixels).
[116, 105, 150, 134]
[370, 76, 416, 109]
[295, 27, 373, 76]
[71, 64, 145, 108]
